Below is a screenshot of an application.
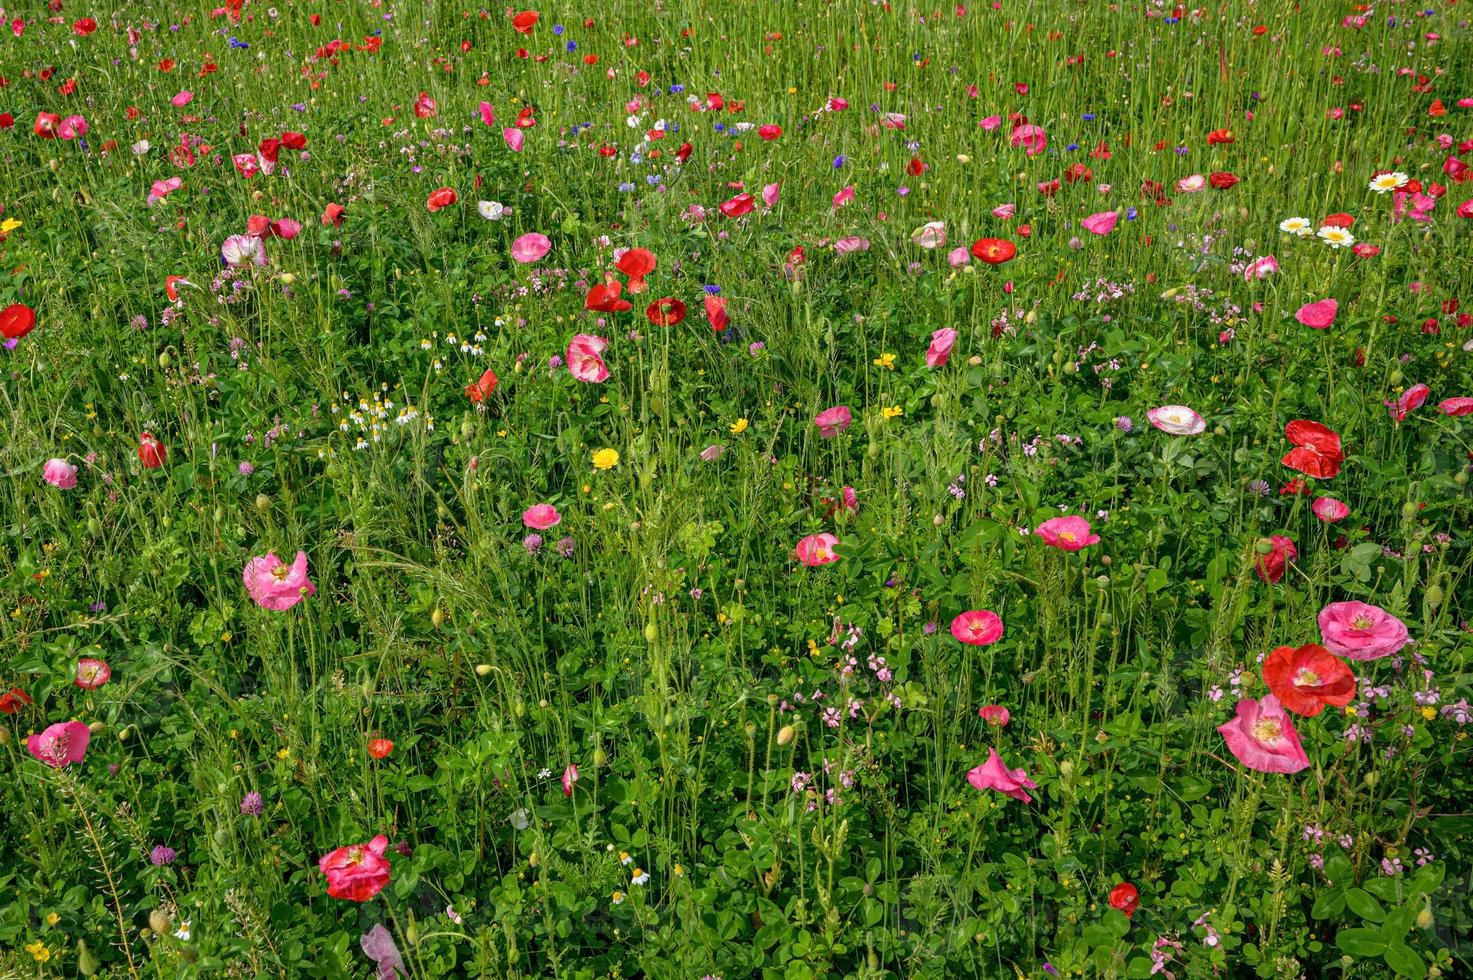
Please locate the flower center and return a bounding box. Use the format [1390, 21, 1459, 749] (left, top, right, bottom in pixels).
[1351, 615, 1373, 630]
[1251, 720, 1282, 743]
[1293, 668, 1320, 687]
[272, 564, 291, 582]
[1058, 531, 1076, 542]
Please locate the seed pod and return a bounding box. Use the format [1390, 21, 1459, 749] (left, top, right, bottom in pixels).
[148, 908, 172, 935]
[158, 351, 171, 369]
[777, 724, 796, 746]
[255, 494, 271, 512]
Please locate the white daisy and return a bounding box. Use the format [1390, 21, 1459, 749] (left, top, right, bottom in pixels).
[1317, 226, 1356, 248]
[630, 868, 650, 886]
[1278, 216, 1313, 236]
[1367, 172, 1408, 193]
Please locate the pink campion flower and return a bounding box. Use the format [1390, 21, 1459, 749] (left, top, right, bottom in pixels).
[977, 704, 1010, 727]
[1437, 397, 1473, 416]
[813, 406, 853, 438]
[146, 176, 182, 206]
[318, 835, 391, 901]
[74, 658, 111, 689]
[1146, 405, 1206, 435]
[562, 764, 580, 796]
[1312, 496, 1350, 522]
[950, 610, 1003, 646]
[1295, 298, 1338, 329]
[43, 458, 78, 488]
[503, 127, 524, 152]
[795, 533, 841, 567]
[1318, 601, 1409, 660]
[832, 186, 856, 208]
[510, 232, 551, 264]
[925, 328, 957, 368]
[966, 748, 1037, 802]
[1387, 384, 1430, 422]
[27, 721, 91, 769]
[1216, 695, 1310, 774]
[1244, 255, 1279, 280]
[566, 334, 610, 383]
[1010, 123, 1046, 155]
[1081, 210, 1119, 235]
[912, 221, 947, 249]
[523, 503, 561, 529]
[243, 552, 317, 611]
[1034, 515, 1100, 551]
[58, 115, 88, 140]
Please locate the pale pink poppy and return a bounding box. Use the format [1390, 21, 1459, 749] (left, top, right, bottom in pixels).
[1217, 695, 1309, 773]
[511, 232, 551, 264]
[978, 115, 1002, 131]
[562, 764, 580, 796]
[1010, 123, 1046, 156]
[1176, 174, 1206, 193]
[762, 182, 781, 207]
[813, 406, 853, 438]
[796, 533, 841, 567]
[1311, 497, 1350, 522]
[1318, 601, 1409, 660]
[834, 236, 869, 255]
[833, 186, 855, 208]
[170, 90, 194, 107]
[991, 204, 1016, 219]
[27, 721, 91, 769]
[1081, 211, 1119, 235]
[75, 658, 111, 689]
[1146, 405, 1206, 435]
[1034, 515, 1100, 551]
[911, 221, 946, 249]
[1243, 255, 1279, 280]
[243, 551, 317, 611]
[232, 152, 261, 179]
[523, 503, 561, 529]
[966, 748, 1037, 802]
[147, 176, 183, 206]
[221, 234, 266, 268]
[925, 328, 957, 368]
[977, 704, 1010, 727]
[503, 127, 524, 152]
[566, 334, 610, 383]
[1387, 384, 1430, 422]
[43, 458, 78, 489]
[1295, 298, 1338, 329]
[950, 610, 1003, 646]
[947, 247, 971, 267]
[1437, 397, 1473, 416]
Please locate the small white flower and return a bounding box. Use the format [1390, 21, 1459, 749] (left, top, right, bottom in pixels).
[477, 200, 505, 221]
[1368, 172, 1408, 193]
[630, 868, 650, 886]
[619, 851, 633, 866]
[174, 920, 192, 941]
[1278, 216, 1312, 236]
[1317, 226, 1355, 248]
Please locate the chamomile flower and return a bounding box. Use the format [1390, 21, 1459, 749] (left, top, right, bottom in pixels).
[1317, 226, 1356, 248]
[1278, 216, 1313, 236]
[1368, 172, 1409, 193]
[631, 868, 650, 886]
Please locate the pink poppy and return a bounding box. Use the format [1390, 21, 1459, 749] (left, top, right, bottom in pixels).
[1243, 255, 1279, 280]
[1010, 123, 1047, 156]
[762, 182, 781, 207]
[511, 232, 551, 264]
[562, 763, 580, 796]
[566, 334, 610, 383]
[834, 236, 869, 255]
[912, 221, 947, 249]
[523, 503, 561, 529]
[319, 835, 391, 901]
[1035, 515, 1100, 551]
[1216, 695, 1309, 774]
[221, 234, 266, 268]
[1437, 397, 1473, 416]
[947, 247, 971, 267]
[170, 90, 193, 107]
[966, 748, 1037, 802]
[478, 101, 495, 126]
[27, 721, 90, 769]
[243, 552, 317, 611]
[1318, 601, 1409, 660]
[58, 115, 89, 140]
[977, 704, 1010, 727]
[147, 177, 183, 205]
[1387, 384, 1430, 422]
[978, 115, 1002, 131]
[991, 204, 1016, 219]
[1146, 405, 1206, 435]
[75, 658, 111, 689]
[503, 127, 524, 152]
[1312, 496, 1350, 522]
[232, 153, 261, 178]
[271, 219, 302, 240]
[795, 533, 841, 567]
[1081, 211, 1119, 235]
[925, 328, 957, 368]
[43, 458, 78, 488]
[832, 186, 855, 208]
[1295, 298, 1338, 329]
[813, 406, 853, 438]
[950, 610, 1003, 646]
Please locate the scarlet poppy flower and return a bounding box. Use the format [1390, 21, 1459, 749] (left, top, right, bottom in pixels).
[413, 91, 437, 119]
[1262, 643, 1355, 717]
[906, 157, 925, 176]
[970, 238, 1017, 264]
[757, 124, 782, 141]
[512, 10, 539, 34]
[1064, 162, 1092, 184]
[515, 106, 536, 129]
[281, 131, 307, 150]
[323, 203, 346, 226]
[1281, 420, 1344, 479]
[675, 142, 693, 163]
[1206, 128, 1235, 145]
[1255, 535, 1296, 584]
[646, 297, 686, 326]
[367, 738, 394, 760]
[719, 193, 755, 218]
[426, 187, 458, 212]
[584, 281, 632, 313]
[465, 368, 498, 403]
[1, 302, 37, 341]
[138, 432, 168, 469]
[704, 295, 729, 332]
[0, 687, 32, 714]
[1108, 883, 1139, 917]
[73, 18, 97, 36]
[0, 113, 12, 130]
[1208, 171, 1239, 190]
[1321, 212, 1355, 228]
[615, 248, 656, 293]
[34, 112, 60, 138]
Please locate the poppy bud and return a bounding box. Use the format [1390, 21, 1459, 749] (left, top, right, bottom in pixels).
[475, 664, 492, 676]
[777, 724, 796, 745]
[432, 608, 445, 628]
[255, 494, 271, 512]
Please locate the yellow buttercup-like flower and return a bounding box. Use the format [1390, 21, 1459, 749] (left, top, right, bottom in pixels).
[0, 217, 22, 235]
[592, 448, 620, 470]
[881, 406, 903, 420]
[729, 418, 748, 434]
[873, 352, 896, 370]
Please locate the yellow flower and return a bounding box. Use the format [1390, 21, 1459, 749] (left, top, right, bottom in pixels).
[881, 406, 903, 420]
[0, 217, 22, 235]
[1421, 706, 1436, 721]
[276, 747, 290, 759]
[26, 942, 50, 963]
[873, 352, 896, 370]
[729, 418, 749, 434]
[592, 448, 620, 471]
[45, 912, 60, 925]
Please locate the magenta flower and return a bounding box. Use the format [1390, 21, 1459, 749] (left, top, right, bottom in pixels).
[813, 406, 853, 438]
[1312, 497, 1350, 522]
[523, 503, 561, 530]
[566, 334, 610, 383]
[1034, 515, 1100, 551]
[950, 610, 1003, 646]
[1387, 384, 1430, 422]
[1295, 298, 1338, 329]
[1081, 211, 1119, 236]
[43, 458, 78, 489]
[967, 748, 1037, 802]
[510, 232, 551, 264]
[1216, 695, 1310, 774]
[795, 533, 840, 567]
[1318, 601, 1409, 660]
[562, 763, 579, 796]
[27, 721, 91, 768]
[925, 328, 957, 368]
[243, 551, 317, 611]
[977, 704, 1010, 727]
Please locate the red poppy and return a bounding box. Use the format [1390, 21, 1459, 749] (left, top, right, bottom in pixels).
[0, 687, 32, 714]
[0, 113, 12, 130]
[1262, 643, 1356, 717]
[906, 157, 925, 176]
[426, 187, 458, 212]
[1281, 420, 1343, 479]
[584, 281, 632, 313]
[675, 142, 693, 163]
[1321, 212, 1355, 228]
[704, 295, 729, 332]
[1, 303, 37, 341]
[1208, 171, 1240, 190]
[757, 124, 782, 141]
[34, 112, 60, 138]
[970, 238, 1017, 264]
[367, 738, 395, 760]
[1108, 883, 1139, 917]
[72, 18, 97, 36]
[465, 368, 498, 403]
[1064, 163, 1092, 184]
[322, 203, 346, 226]
[138, 432, 168, 469]
[615, 248, 656, 292]
[1255, 535, 1296, 584]
[719, 193, 755, 218]
[257, 137, 281, 164]
[1206, 128, 1235, 145]
[646, 297, 686, 326]
[413, 91, 437, 119]
[512, 10, 539, 34]
[1351, 243, 1380, 258]
[281, 131, 307, 150]
[515, 106, 537, 129]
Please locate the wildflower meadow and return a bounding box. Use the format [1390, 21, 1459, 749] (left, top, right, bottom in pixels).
[4, 1, 1473, 977]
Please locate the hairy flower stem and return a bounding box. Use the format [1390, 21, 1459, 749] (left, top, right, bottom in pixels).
[65, 774, 139, 978]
